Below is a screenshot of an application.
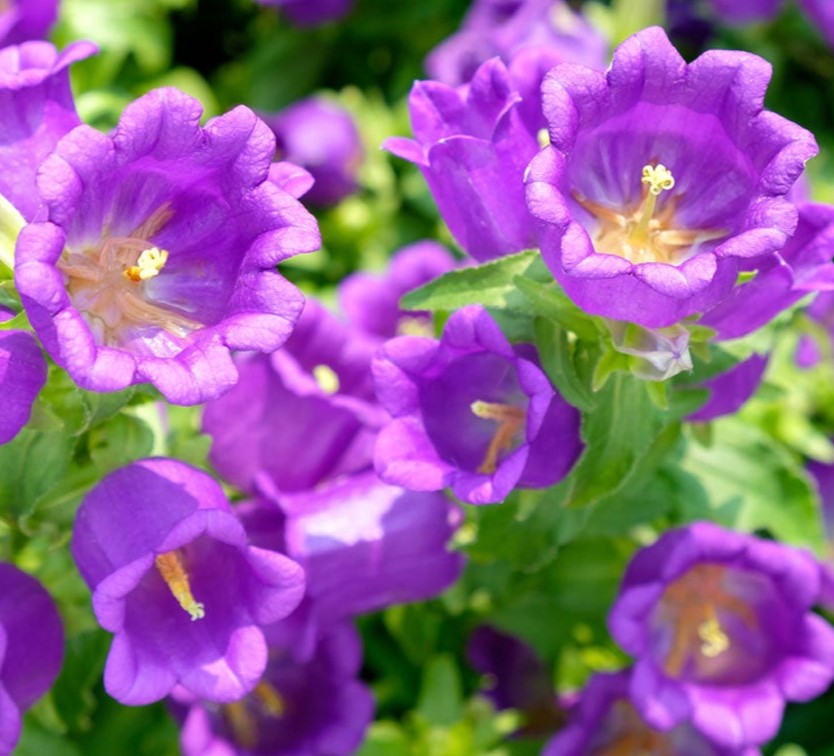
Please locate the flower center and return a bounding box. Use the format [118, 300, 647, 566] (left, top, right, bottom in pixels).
[594, 702, 671, 755]
[154, 550, 205, 621]
[396, 315, 434, 337]
[57, 204, 201, 345]
[222, 681, 286, 749]
[313, 364, 340, 394]
[470, 400, 526, 474]
[656, 563, 758, 679]
[574, 162, 725, 265]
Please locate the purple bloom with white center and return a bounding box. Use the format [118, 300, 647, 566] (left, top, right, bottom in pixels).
[173, 621, 373, 756]
[15, 87, 319, 405]
[0, 309, 47, 444]
[701, 202, 834, 340]
[254, 0, 352, 27]
[265, 96, 363, 207]
[202, 300, 380, 499]
[686, 353, 769, 423]
[70, 458, 306, 706]
[384, 57, 541, 262]
[425, 0, 607, 87]
[0, 40, 95, 221]
[608, 522, 834, 750]
[373, 305, 583, 504]
[0, 563, 63, 755]
[0, 0, 58, 48]
[338, 240, 456, 341]
[543, 669, 756, 755]
[526, 26, 817, 328]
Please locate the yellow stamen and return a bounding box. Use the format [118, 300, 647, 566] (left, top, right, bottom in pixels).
[698, 610, 730, 658]
[124, 247, 169, 282]
[154, 551, 205, 621]
[224, 701, 258, 749]
[313, 364, 339, 394]
[470, 401, 526, 474]
[254, 682, 285, 717]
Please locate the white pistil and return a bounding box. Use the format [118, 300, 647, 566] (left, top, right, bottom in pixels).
[630, 163, 676, 246]
[124, 247, 169, 282]
[697, 613, 730, 658]
[313, 364, 340, 394]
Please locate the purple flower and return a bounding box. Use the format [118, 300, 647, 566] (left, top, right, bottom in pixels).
[543, 670, 755, 755]
[425, 0, 607, 87]
[15, 87, 319, 405]
[173, 622, 373, 756]
[70, 458, 306, 705]
[384, 58, 541, 262]
[0, 0, 58, 48]
[373, 305, 583, 504]
[798, 0, 834, 48]
[0, 40, 95, 221]
[797, 290, 834, 368]
[265, 97, 363, 206]
[0, 309, 47, 444]
[686, 353, 769, 423]
[278, 472, 464, 626]
[608, 522, 834, 749]
[526, 27, 817, 328]
[701, 202, 834, 340]
[467, 625, 563, 738]
[708, 0, 782, 24]
[0, 563, 63, 755]
[202, 300, 381, 499]
[338, 240, 456, 341]
[254, 0, 352, 26]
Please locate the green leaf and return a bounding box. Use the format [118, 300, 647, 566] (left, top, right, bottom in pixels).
[545, 372, 670, 510]
[513, 275, 600, 341]
[356, 723, 412, 756]
[673, 418, 825, 552]
[401, 250, 542, 313]
[416, 655, 464, 727]
[88, 414, 155, 474]
[534, 319, 594, 412]
[0, 429, 75, 520]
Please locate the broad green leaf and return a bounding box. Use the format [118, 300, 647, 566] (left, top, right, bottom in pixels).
[416, 655, 464, 727]
[674, 418, 825, 552]
[401, 250, 542, 313]
[534, 319, 595, 412]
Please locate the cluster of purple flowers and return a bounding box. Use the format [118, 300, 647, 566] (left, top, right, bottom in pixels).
[4, 0, 834, 752]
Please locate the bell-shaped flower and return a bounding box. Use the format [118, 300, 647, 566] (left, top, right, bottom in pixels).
[70, 458, 306, 706]
[373, 305, 583, 504]
[15, 87, 320, 405]
[0, 309, 47, 444]
[0, 563, 63, 755]
[265, 96, 363, 207]
[608, 522, 834, 750]
[202, 300, 381, 499]
[0, 1, 58, 50]
[173, 621, 373, 756]
[425, 0, 607, 87]
[384, 58, 542, 262]
[526, 26, 817, 328]
[543, 669, 755, 755]
[0, 40, 95, 222]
